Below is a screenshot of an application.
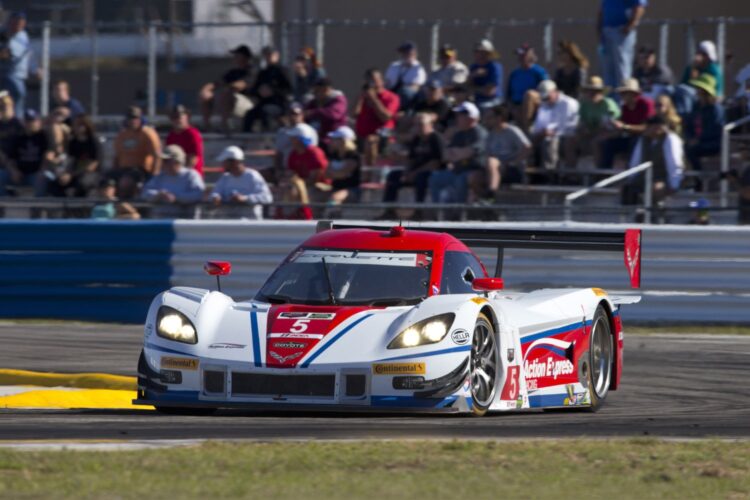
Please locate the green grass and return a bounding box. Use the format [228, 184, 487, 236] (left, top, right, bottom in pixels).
[1, 440, 749, 499]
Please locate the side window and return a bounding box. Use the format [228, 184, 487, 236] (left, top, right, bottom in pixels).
[440, 251, 486, 295]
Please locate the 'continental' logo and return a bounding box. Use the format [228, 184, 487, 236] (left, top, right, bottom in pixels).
[372, 362, 426, 375]
[161, 356, 199, 371]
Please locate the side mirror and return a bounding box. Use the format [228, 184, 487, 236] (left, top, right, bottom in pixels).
[472, 277, 504, 292]
[204, 261, 231, 292]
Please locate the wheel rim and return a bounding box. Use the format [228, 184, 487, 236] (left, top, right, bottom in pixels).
[591, 317, 613, 399]
[470, 321, 498, 408]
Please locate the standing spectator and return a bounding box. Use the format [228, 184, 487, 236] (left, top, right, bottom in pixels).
[198, 45, 255, 132]
[685, 74, 724, 178]
[626, 115, 684, 204]
[576, 76, 620, 167]
[65, 114, 101, 197]
[681, 41, 724, 98]
[51, 80, 85, 124]
[654, 94, 682, 135]
[484, 104, 532, 193]
[166, 105, 204, 177]
[210, 146, 273, 220]
[245, 46, 293, 132]
[142, 145, 205, 218]
[112, 106, 162, 199]
[380, 113, 444, 220]
[323, 126, 361, 206]
[278, 128, 328, 220]
[633, 46, 673, 100]
[469, 39, 504, 107]
[413, 80, 451, 131]
[554, 41, 589, 100]
[90, 178, 140, 220]
[384, 41, 427, 110]
[429, 102, 487, 204]
[429, 44, 469, 91]
[1, 109, 52, 196]
[598, 0, 647, 89]
[531, 80, 580, 171]
[601, 78, 655, 168]
[304, 77, 348, 140]
[354, 68, 400, 166]
[292, 47, 326, 104]
[507, 44, 548, 110]
[0, 12, 30, 117]
[0, 91, 22, 185]
[274, 103, 319, 175]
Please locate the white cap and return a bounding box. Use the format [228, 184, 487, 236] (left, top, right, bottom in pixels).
[327, 125, 356, 141]
[287, 123, 316, 140]
[475, 39, 494, 52]
[537, 80, 558, 100]
[698, 40, 717, 62]
[452, 101, 480, 120]
[216, 145, 245, 162]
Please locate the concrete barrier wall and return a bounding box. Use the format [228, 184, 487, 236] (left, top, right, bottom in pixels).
[1, 220, 748, 324]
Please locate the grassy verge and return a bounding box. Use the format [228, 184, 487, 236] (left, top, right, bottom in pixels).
[0, 440, 748, 499]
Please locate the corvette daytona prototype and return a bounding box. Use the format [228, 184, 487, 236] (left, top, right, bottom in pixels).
[134, 222, 642, 415]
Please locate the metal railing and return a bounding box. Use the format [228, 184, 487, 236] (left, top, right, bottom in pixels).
[721, 115, 750, 208]
[564, 162, 653, 223]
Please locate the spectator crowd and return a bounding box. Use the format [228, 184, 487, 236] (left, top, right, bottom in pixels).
[1, 2, 750, 224]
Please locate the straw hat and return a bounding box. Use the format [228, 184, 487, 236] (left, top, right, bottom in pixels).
[616, 78, 642, 94]
[581, 75, 609, 92]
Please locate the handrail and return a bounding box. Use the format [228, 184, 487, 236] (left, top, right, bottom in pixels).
[720, 115, 750, 208]
[564, 162, 653, 223]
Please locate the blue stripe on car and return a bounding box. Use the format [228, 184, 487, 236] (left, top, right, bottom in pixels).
[250, 305, 261, 367]
[528, 393, 569, 408]
[371, 395, 457, 408]
[376, 345, 472, 362]
[300, 314, 373, 368]
[521, 319, 592, 345]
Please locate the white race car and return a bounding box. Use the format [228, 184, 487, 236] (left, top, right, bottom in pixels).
[134, 222, 642, 415]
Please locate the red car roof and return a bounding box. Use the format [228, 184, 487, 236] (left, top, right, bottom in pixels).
[302, 227, 470, 253]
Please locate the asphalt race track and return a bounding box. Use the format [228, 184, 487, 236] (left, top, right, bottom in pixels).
[1, 322, 750, 441]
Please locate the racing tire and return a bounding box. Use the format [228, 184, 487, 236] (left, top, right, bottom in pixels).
[469, 313, 500, 416]
[154, 406, 218, 416]
[586, 306, 613, 412]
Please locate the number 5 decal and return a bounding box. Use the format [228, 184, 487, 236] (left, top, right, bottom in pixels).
[290, 319, 310, 333]
[500, 365, 520, 400]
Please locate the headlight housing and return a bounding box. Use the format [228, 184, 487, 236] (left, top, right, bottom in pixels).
[156, 306, 198, 344]
[387, 313, 455, 349]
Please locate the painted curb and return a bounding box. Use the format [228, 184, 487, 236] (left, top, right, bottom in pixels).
[0, 369, 136, 391]
[0, 388, 150, 410]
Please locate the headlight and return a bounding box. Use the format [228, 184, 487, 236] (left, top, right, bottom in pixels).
[156, 306, 197, 344]
[388, 313, 455, 349]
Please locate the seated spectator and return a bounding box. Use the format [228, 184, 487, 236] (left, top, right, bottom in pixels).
[199, 45, 255, 132]
[625, 115, 685, 205]
[428, 44, 469, 91]
[244, 46, 293, 132]
[469, 39, 504, 107]
[292, 46, 326, 104]
[90, 178, 140, 220]
[654, 94, 682, 135]
[0, 91, 23, 187]
[0, 109, 53, 196]
[412, 80, 450, 131]
[51, 80, 85, 125]
[274, 103, 319, 175]
[531, 80, 580, 171]
[554, 41, 588, 100]
[278, 128, 329, 220]
[304, 78, 348, 141]
[681, 41, 724, 98]
[166, 105, 204, 177]
[685, 74, 724, 180]
[142, 145, 205, 218]
[323, 126, 360, 206]
[210, 146, 273, 220]
[634, 46, 674, 100]
[507, 44, 548, 110]
[44, 107, 71, 160]
[64, 114, 101, 197]
[429, 102, 487, 204]
[354, 68, 400, 166]
[576, 76, 620, 167]
[111, 106, 162, 199]
[601, 78, 655, 169]
[484, 104, 531, 194]
[442, 84, 473, 138]
[384, 41, 426, 110]
[380, 112, 444, 219]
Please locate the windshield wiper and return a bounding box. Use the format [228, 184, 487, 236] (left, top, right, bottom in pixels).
[321, 257, 337, 305]
[261, 294, 293, 304]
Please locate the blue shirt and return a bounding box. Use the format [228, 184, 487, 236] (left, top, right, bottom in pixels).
[470, 61, 504, 103]
[0, 29, 31, 80]
[601, 0, 647, 28]
[507, 64, 549, 104]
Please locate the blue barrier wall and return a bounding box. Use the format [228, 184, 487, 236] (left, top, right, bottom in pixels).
[0, 221, 174, 323]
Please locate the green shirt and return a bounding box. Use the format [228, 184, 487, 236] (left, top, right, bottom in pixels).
[579, 97, 621, 133]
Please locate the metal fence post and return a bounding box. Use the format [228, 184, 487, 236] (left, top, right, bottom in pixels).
[720, 125, 730, 208]
[644, 164, 653, 224]
[90, 24, 99, 120]
[430, 22, 440, 71]
[685, 23, 696, 65]
[147, 22, 157, 122]
[280, 21, 289, 66]
[40, 21, 51, 116]
[543, 20, 553, 65]
[716, 18, 726, 97]
[658, 22, 669, 69]
[315, 22, 325, 65]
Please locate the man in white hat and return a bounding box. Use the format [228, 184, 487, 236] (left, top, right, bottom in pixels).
[531, 80, 580, 170]
[209, 145, 273, 219]
[142, 144, 205, 218]
[600, 77, 655, 168]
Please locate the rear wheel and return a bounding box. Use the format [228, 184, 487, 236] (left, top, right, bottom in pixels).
[469, 313, 499, 416]
[587, 306, 613, 411]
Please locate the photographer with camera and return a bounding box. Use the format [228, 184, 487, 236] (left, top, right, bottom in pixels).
[0, 11, 30, 117]
[354, 68, 400, 166]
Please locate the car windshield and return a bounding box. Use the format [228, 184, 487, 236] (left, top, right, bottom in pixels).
[256, 248, 432, 306]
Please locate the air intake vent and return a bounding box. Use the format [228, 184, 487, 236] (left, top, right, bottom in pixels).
[204, 370, 225, 394]
[232, 373, 335, 398]
[345, 374, 366, 397]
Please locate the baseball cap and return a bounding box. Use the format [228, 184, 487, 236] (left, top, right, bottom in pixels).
[426, 79, 443, 90]
[125, 105, 143, 119]
[313, 77, 333, 88]
[170, 104, 189, 117]
[537, 80, 558, 100]
[515, 43, 533, 56]
[288, 102, 304, 114]
[439, 44, 457, 57]
[230, 45, 253, 59]
[216, 146, 245, 162]
[161, 144, 187, 165]
[398, 40, 417, 53]
[328, 126, 356, 141]
[23, 109, 39, 121]
[474, 39, 495, 52]
[698, 40, 717, 62]
[452, 101, 480, 120]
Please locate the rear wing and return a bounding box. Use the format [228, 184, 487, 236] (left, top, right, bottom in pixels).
[316, 221, 642, 289]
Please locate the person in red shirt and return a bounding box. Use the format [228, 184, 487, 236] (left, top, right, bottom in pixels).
[601, 78, 655, 168]
[278, 127, 328, 220]
[166, 105, 205, 177]
[354, 68, 400, 165]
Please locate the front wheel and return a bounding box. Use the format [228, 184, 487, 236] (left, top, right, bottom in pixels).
[469, 313, 499, 416]
[586, 306, 613, 412]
